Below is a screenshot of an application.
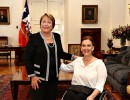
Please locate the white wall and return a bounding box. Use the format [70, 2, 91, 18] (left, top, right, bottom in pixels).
[126, 0, 130, 24]
[0, 0, 129, 54]
[126, 0, 130, 45]
[0, 0, 24, 58]
[0, 0, 24, 45]
[64, 0, 128, 51]
[111, 0, 126, 47]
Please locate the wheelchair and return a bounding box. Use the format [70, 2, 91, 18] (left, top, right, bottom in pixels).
[61, 89, 109, 100]
[99, 90, 109, 100]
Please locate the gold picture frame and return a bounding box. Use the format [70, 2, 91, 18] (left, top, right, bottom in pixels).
[68, 44, 81, 56]
[0, 7, 10, 25]
[82, 5, 98, 24]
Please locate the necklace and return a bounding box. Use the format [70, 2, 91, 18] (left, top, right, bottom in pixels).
[47, 43, 54, 48]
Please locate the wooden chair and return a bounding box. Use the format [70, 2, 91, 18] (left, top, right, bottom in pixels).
[0, 36, 11, 64]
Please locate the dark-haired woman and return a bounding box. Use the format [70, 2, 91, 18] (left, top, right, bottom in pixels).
[60, 36, 107, 100]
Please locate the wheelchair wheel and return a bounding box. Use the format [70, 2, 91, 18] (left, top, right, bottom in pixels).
[99, 90, 109, 100]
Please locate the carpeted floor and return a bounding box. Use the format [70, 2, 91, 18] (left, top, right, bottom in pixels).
[0, 74, 30, 100]
[0, 75, 12, 99]
[1, 85, 30, 100]
[0, 74, 63, 100]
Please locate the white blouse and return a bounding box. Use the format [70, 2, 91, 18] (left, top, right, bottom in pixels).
[60, 57, 107, 92]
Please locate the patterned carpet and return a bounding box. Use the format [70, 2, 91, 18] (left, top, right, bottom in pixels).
[1, 85, 30, 100]
[0, 74, 63, 100]
[0, 74, 30, 100]
[0, 75, 12, 98]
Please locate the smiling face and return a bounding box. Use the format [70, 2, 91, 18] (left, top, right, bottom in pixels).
[40, 16, 53, 33]
[40, 13, 55, 34]
[81, 36, 94, 56]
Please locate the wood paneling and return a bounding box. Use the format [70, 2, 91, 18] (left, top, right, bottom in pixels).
[81, 28, 101, 52]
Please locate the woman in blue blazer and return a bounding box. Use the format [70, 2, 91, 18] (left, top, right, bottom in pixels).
[25, 13, 75, 100]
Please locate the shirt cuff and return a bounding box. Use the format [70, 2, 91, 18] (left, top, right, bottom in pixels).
[71, 54, 75, 61]
[28, 73, 36, 78]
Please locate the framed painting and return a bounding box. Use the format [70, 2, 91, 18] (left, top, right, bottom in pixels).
[82, 5, 98, 24]
[0, 7, 10, 25]
[68, 44, 81, 56]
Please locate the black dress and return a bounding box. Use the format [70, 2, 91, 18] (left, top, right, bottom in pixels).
[30, 43, 58, 100]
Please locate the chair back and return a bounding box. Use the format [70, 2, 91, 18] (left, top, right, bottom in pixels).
[0, 36, 8, 46]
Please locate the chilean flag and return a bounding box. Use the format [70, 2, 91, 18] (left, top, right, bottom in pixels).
[18, 0, 31, 47]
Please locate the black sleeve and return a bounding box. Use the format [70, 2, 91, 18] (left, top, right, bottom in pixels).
[56, 33, 73, 60]
[24, 35, 35, 76]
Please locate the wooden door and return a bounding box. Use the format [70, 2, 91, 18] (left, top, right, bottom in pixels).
[81, 28, 101, 52]
[29, 0, 64, 34]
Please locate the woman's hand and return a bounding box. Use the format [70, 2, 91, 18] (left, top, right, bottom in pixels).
[87, 89, 100, 100]
[73, 55, 79, 60]
[31, 76, 41, 90]
[86, 96, 94, 100]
